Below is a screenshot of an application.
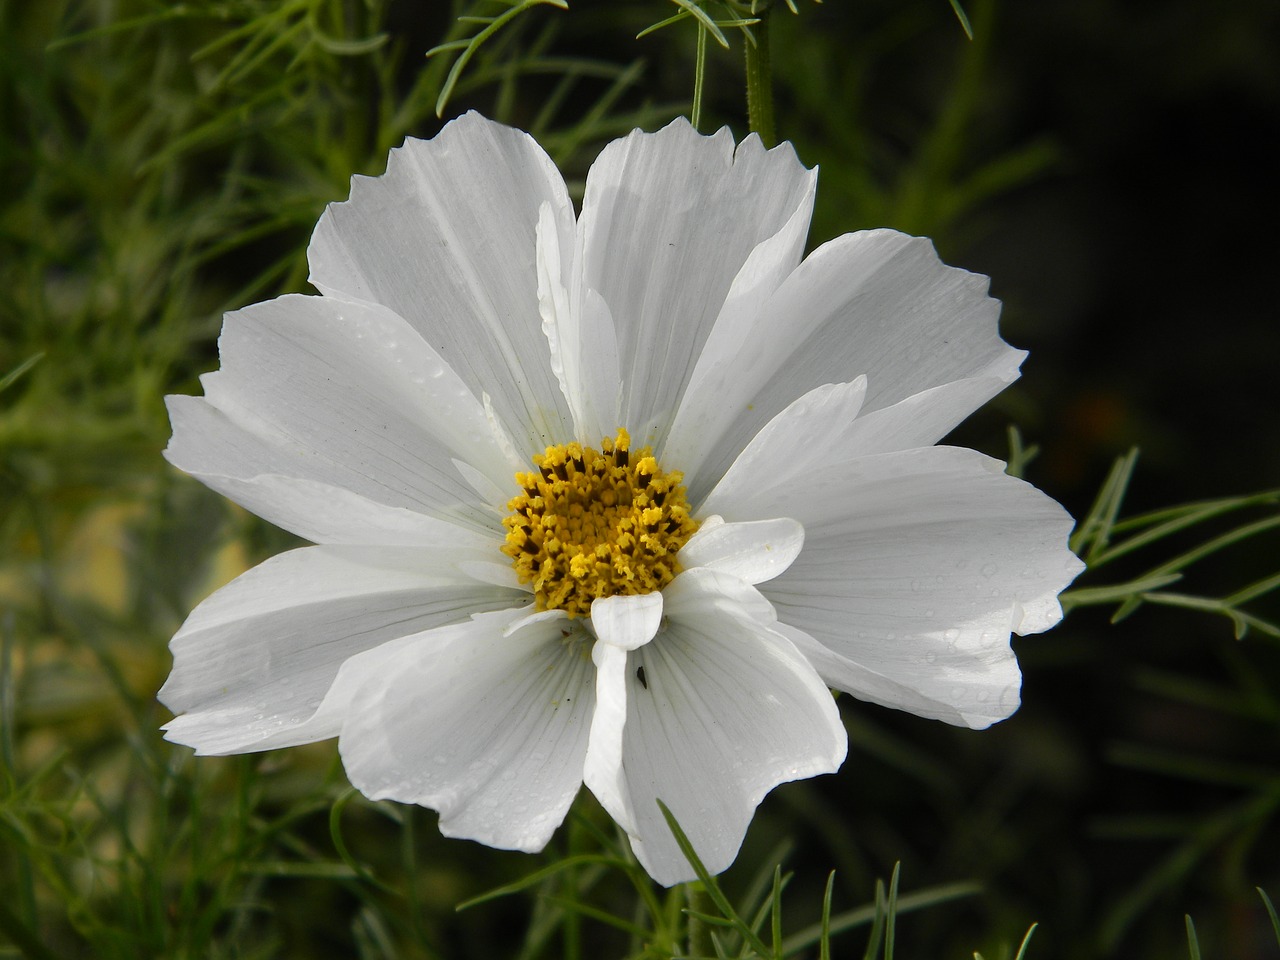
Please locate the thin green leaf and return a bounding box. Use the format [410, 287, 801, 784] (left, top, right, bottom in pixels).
[1108, 490, 1280, 536]
[0, 353, 43, 393]
[1184, 914, 1201, 960]
[1070, 449, 1139, 559]
[44, 5, 200, 50]
[949, 0, 975, 40]
[456, 854, 629, 910]
[819, 872, 836, 960]
[538, 894, 653, 939]
[737, 839, 794, 945]
[1101, 790, 1280, 949]
[691, 21, 708, 131]
[431, 0, 568, 116]
[1258, 887, 1280, 945]
[1136, 591, 1280, 640]
[328, 789, 396, 894]
[1090, 491, 1280, 569]
[1129, 515, 1280, 587]
[637, 10, 690, 39]
[784, 880, 982, 957]
[1013, 923, 1039, 960]
[770, 865, 784, 958]
[861, 879, 887, 960]
[683, 908, 739, 928]
[885, 863, 900, 960]
[424, 38, 476, 55]
[657, 800, 773, 958]
[1059, 573, 1183, 610]
[671, 0, 732, 48]
[1004, 425, 1040, 479]
[1227, 570, 1280, 607]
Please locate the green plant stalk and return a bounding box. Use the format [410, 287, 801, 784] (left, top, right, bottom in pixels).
[744, 5, 776, 146]
[686, 881, 714, 957]
[692, 22, 708, 131]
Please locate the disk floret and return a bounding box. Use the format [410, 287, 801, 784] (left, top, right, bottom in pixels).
[501, 429, 699, 618]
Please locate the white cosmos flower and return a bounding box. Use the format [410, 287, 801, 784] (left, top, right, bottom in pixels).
[160, 112, 1083, 886]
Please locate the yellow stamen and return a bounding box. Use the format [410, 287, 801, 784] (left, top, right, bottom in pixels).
[501, 428, 699, 618]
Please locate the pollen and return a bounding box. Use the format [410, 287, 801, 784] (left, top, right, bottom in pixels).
[501, 428, 699, 618]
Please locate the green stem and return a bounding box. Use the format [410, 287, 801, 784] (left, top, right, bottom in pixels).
[686, 881, 714, 957]
[744, 4, 775, 146]
[691, 22, 708, 132]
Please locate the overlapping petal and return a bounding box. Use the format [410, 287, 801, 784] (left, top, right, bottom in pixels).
[584, 570, 846, 886]
[338, 608, 595, 853]
[671, 229, 1024, 501]
[308, 111, 575, 454]
[165, 294, 517, 540]
[161, 545, 524, 754]
[574, 119, 817, 445]
[736, 445, 1083, 728]
[677, 515, 805, 584]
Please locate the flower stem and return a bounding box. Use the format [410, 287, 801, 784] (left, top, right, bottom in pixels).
[744, 4, 775, 146]
[686, 881, 714, 956]
[691, 22, 709, 132]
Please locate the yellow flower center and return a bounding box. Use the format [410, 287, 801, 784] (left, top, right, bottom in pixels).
[501, 428, 699, 618]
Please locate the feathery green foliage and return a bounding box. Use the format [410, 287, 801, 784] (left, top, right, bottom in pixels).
[3, 0, 1277, 957]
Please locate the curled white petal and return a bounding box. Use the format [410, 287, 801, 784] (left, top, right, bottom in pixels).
[758, 446, 1084, 728]
[587, 569, 847, 886]
[678, 516, 805, 584]
[161, 545, 524, 754]
[308, 111, 576, 454]
[590, 592, 664, 650]
[339, 608, 594, 853]
[575, 118, 817, 444]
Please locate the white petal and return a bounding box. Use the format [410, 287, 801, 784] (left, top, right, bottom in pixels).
[160, 545, 524, 754]
[165, 293, 518, 537]
[699, 380, 867, 518]
[775, 617, 1020, 729]
[584, 640, 635, 834]
[588, 569, 847, 886]
[502, 607, 569, 637]
[661, 177, 817, 481]
[590, 592, 663, 650]
[308, 112, 575, 453]
[678, 517, 805, 584]
[538, 203, 621, 441]
[754, 446, 1084, 729]
[575, 120, 816, 443]
[458, 559, 529, 592]
[701, 376, 1044, 522]
[339, 608, 595, 853]
[670, 230, 1025, 499]
[822, 375, 1022, 457]
[163, 463, 493, 548]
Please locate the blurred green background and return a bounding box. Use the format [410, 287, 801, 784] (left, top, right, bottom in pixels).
[2, 1, 1278, 957]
